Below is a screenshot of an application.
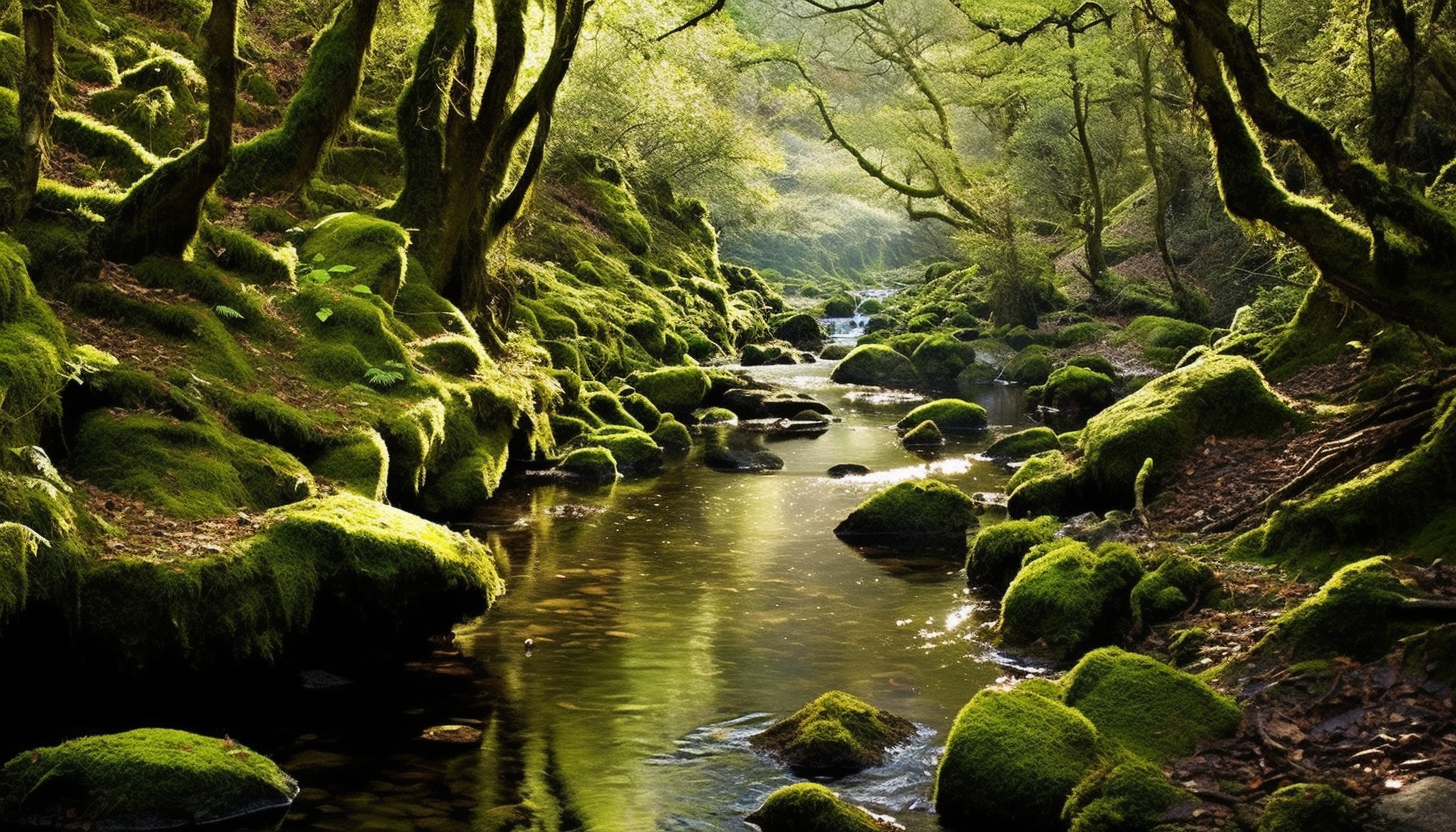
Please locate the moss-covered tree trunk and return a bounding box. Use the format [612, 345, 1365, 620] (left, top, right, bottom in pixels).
[221, 0, 380, 196]
[100, 0, 238, 262]
[1068, 47, 1108, 296]
[1132, 20, 1194, 317]
[385, 0, 584, 346]
[0, 0, 56, 230]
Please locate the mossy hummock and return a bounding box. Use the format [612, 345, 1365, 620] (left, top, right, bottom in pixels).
[985, 426, 1061, 459]
[895, 398, 988, 433]
[748, 690, 916, 776]
[1252, 557, 1414, 663]
[834, 479, 975, 547]
[1257, 783, 1358, 832]
[558, 446, 618, 484]
[744, 783, 893, 832]
[966, 515, 1059, 590]
[0, 728, 298, 829]
[627, 366, 711, 415]
[998, 541, 1144, 660]
[1062, 758, 1188, 832]
[830, 344, 921, 389]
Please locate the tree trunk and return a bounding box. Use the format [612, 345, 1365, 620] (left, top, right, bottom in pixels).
[101, 0, 239, 262]
[1, 0, 56, 231]
[221, 0, 381, 196]
[1068, 43, 1108, 296]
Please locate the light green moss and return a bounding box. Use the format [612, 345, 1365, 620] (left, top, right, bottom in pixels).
[1116, 316, 1212, 368]
[1258, 783, 1357, 832]
[582, 427, 661, 476]
[1062, 647, 1241, 764]
[999, 541, 1144, 660]
[70, 411, 315, 519]
[831, 344, 921, 389]
[415, 334, 488, 377]
[582, 390, 644, 430]
[744, 783, 889, 832]
[772, 311, 826, 348]
[558, 446, 618, 483]
[902, 419, 944, 448]
[50, 110, 160, 181]
[896, 398, 988, 433]
[1007, 451, 1080, 519]
[935, 684, 1102, 831]
[417, 420, 513, 516]
[620, 392, 662, 431]
[910, 335, 977, 385]
[1063, 759, 1187, 832]
[224, 393, 326, 455]
[1033, 366, 1115, 415]
[0, 729, 297, 829]
[1129, 554, 1216, 632]
[1005, 345, 1055, 384]
[298, 212, 411, 304]
[1066, 354, 1118, 378]
[197, 222, 297, 286]
[967, 515, 1059, 589]
[749, 691, 916, 775]
[986, 426, 1062, 459]
[1254, 557, 1413, 662]
[650, 413, 691, 453]
[310, 429, 389, 501]
[628, 366, 710, 415]
[834, 479, 975, 544]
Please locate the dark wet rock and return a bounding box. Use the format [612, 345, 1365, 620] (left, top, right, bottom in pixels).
[720, 388, 831, 420]
[750, 690, 917, 776]
[828, 463, 871, 478]
[1369, 776, 1456, 832]
[0, 729, 298, 830]
[703, 431, 784, 472]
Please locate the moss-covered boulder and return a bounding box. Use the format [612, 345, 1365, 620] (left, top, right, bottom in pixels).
[629, 366, 711, 415]
[1253, 557, 1413, 663]
[1006, 451, 1080, 519]
[966, 515, 1059, 589]
[901, 419, 944, 449]
[834, 479, 975, 546]
[830, 344, 921, 389]
[1004, 344, 1055, 384]
[999, 541, 1144, 660]
[1129, 553, 1216, 633]
[310, 429, 390, 501]
[0, 729, 298, 829]
[749, 691, 916, 775]
[583, 390, 645, 430]
[773, 312, 827, 349]
[298, 212, 410, 304]
[1062, 759, 1188, 832]
[650, 413, 692, 453]
[0, 235, 69, 449]
[910, 335, 977, 385]
[985, 426, 1061, 459]
[1116, 315, 1211, 368]
[1076, 355, 1292, 509]
[745, 783, 893, 832]
[1030, 366, 1115, 423]
[1257, 783, 1358, 832]
[70, 411, 315, 520]
[1063, 648, 1241, 763]
[895, 398, 988, 433]
[935, 684, 1102, 831]
[558, 447, 618, 484]
[582, 427, 662, 476]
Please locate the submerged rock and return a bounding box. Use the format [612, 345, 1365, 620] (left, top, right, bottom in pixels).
[0, 728, 298, 830]
[834, 479, 975, 547]
[749, 690, 916, 776]
[720, 387, 831, 420]
[745, 783, 893, 832]
[827, 463, 870, 478]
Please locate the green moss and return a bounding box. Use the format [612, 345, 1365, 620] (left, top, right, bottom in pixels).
[415, 334, 488, 378]
[1033, 366, 1115, 416]
[986, 426, 1062, 459]
[650, 413, 691, 453]
[749, 690, 916, 775]
[821, 294, 856, 317]
[620, 392, 662, 431]
[1005, 345, 1055, 384]
[772, 312, 826, 348]
[298, 212, 411, 304]
[1007, 451, 1081, 519]
[896, 398, 988, 433]
[1063, 647, 1241, 763]
[0, 33, 21, 89]
[910, 335, 977, 385]
[834, 479, 975, 545]
[65, 283, 254, 383]
[50, 110, 159, 181]
[582, 391, 644, 430]
[550, 414, 591, 445]
[744, 783, 890, 832]
[558, 446, 618, 484]
[1130, 553, 1216, 632]
[1254, 557, 1413, 662]
[0, 239, 67, 448]
[224, 393, 326, 455]
[1116, 316, 1212, 369]
[886, 332, 929, 357]
[246, 205, 296, 235]
[999, 541, 1144, 660]
[71, 411, 315, 519]
[582, 427, 661, 476]
[290, 286, 412, 381]
[935, 684, 1102, 831]
[967, 515, 1059, 589]
[1257, 783, 1357, 832]
[830, 344, 921, 389]
[902, 419, 944, 448]
[1077, 355, 1292, 510]
[1066, 354, 1118, 378]
[1063, 759, 1187, 832]
[629, 366, 710, 415]
[0, 729, 297, 829]
[576, 172, 653, 255]
[417, 420, 513, 516]
[197, 222, 297, 286]
[310, 429, 389, 501]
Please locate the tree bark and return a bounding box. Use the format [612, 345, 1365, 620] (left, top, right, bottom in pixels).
[101, 0, 239, 262]
[221, 0, 381, 196]
[1, 0, 56, 231]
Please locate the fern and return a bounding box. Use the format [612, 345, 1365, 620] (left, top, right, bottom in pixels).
[363, 360, 407, 388]
[213, 304, 244, 320]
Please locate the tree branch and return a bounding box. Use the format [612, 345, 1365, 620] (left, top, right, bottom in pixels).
[657, 0, 725, 41]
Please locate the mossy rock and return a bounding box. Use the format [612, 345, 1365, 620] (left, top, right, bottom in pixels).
[0, 729, 298, 829]
[0, 235, 68, 448]
[1257, 783, 1358, 832]
[1007, 451, 1080, 519]
[416, 334, 488, 377]
[1062, 759, 1188, 832]
[70, 411, 315, 520]
[650, 414, 691, 453]
[910, 335, 977, 385]
[819, 342, 854, 360]
[582, 427, 662, 476]
[1253, 557, 1413, 663]
[744, 783, 892, 832]
[773, 312, 826, 349]
[1076, 355, 1292, 510]
[986, 426, 1061, 460]
[820, 294, 856, 318]
[935, 684, 1102, 831]
[834, 479, 974, 546]
[748, 690, 916, 776]
[298, 212, 410, 304]
[1066, 353, 1118, 379]
[1130, 554, 1216, 632]
[1116, 316, 1212, 368]
[696, 407, 738, 426]
[999, 541, 1144, 660]
[1063, 647, 1241, 763]
[620, 392, 662, 432]
[582, 390, 644, 430]
[50, 110, 159, 182]
[830, 344, 921, 389]
[895, 398, 988, 433]
[901, 419, 944, 448]
[310, 429, 389, 501]
[1031, 366, 1115, 420]
[629, 366, 710, 415]
[558, 446, 618, 484]
[967, 515, 1059, 589]
[1004, 345, 1055, 384]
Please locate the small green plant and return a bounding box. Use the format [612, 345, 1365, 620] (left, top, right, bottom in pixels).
[213, 304, 244, 320]
[363, 361, 407, 388]
[301, 253, 357, 287]
[315, 307, 333, 323]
